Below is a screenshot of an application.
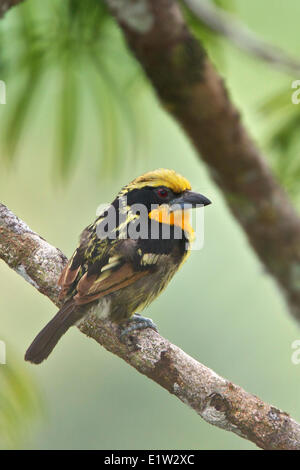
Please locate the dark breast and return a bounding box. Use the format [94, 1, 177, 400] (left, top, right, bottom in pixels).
[108, 220, 190, 322]
[133, 218, 188, 262]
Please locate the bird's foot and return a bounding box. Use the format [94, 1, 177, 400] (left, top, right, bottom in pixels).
[120, 314, 158, 340]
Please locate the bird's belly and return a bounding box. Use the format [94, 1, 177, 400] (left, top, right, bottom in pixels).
[101, 263, 179, 323]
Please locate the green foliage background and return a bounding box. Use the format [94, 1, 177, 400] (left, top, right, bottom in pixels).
[0, 0, 300, 450]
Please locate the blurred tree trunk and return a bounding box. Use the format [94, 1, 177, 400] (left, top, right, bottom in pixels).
[0, 0, 23, 17]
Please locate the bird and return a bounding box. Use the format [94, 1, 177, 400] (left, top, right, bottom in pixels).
[25, 169, 211, 364]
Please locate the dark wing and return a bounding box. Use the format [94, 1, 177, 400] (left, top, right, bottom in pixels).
[58, 223, 150, 305]
[73, 261, 148, 305]
[58, 246, 89, 300]
[58, 220, 112, 300]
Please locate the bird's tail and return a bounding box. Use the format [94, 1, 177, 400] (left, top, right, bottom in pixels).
[25, 300, 84, 364]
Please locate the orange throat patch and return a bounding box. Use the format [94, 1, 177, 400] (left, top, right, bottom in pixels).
[149, 205, 195, 241]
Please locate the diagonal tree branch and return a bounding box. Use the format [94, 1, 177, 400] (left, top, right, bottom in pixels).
[183, 0, 300, 75]
[104, 0, 300, 322]
[0, 0, 24, 18]
[1, 202, 300, 450]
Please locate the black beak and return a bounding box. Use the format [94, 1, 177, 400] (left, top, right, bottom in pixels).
[169, 191, 211, 212]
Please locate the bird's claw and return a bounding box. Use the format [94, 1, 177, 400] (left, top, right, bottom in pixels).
[120, 314, 158, 340]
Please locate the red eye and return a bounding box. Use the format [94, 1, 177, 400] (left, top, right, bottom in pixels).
[157, 188, 168, 198]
